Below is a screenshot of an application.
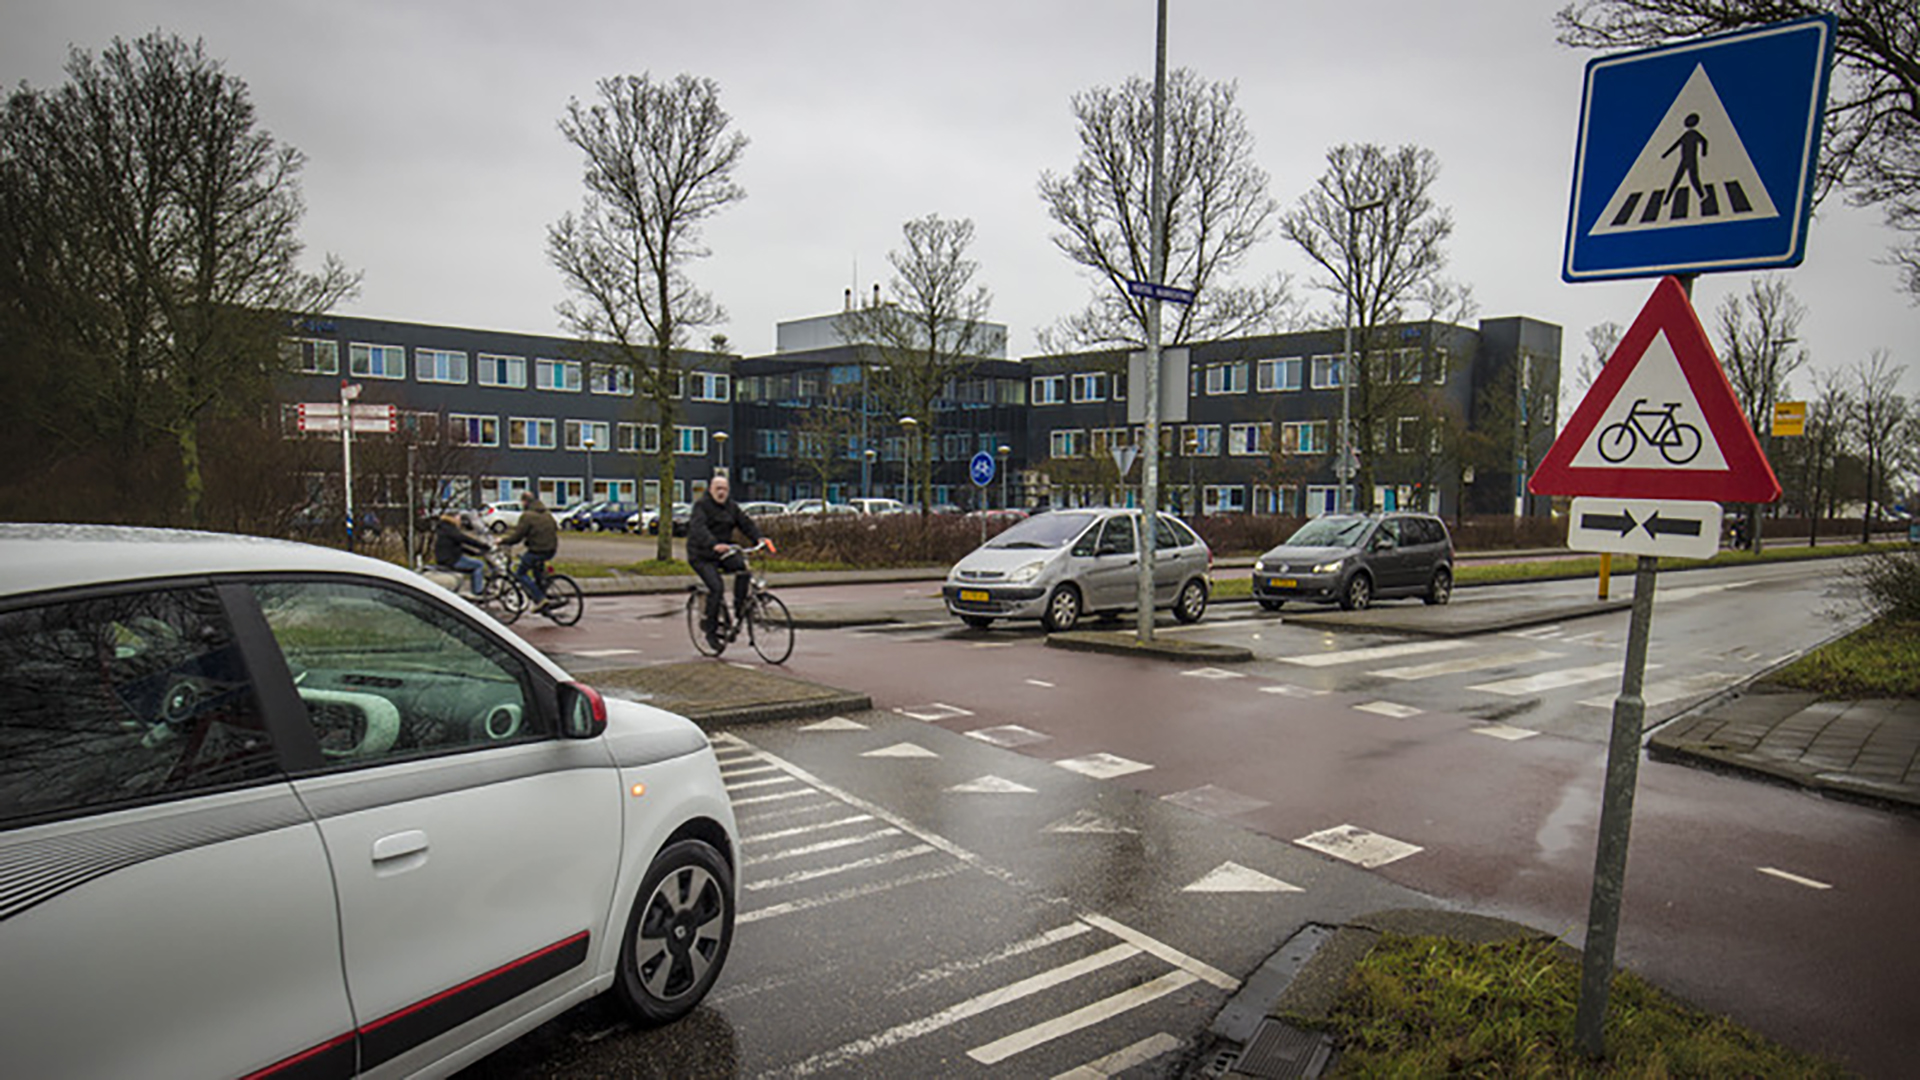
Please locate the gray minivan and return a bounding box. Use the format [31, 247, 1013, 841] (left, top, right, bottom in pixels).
[944, 508, 1212, 631]
[1251, 513, 1454, 611]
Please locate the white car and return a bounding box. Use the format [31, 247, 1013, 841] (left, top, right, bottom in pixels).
[848, 497, 907, 515]
[0, 524, 739, 1079]
[477, 500, 524, 533]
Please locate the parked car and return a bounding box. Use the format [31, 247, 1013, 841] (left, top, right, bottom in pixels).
[737, 500, 788, 519]
[584, 501, 641, 532]
[783, 499, 857, 519]
[0, 524, 738, 1079]
[642, 502, 693, 536]
[1250, 512, 1455, 611]
[477, 500, 524, 533]
[559, 500, 611, 531]
[943, 507, 1212, 632]
[848, 497, 906, 515]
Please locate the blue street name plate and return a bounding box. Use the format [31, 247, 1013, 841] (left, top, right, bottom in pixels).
[1563, 15, 1835, 282]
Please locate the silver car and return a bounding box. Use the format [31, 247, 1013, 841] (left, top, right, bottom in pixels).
[1251, 512, 1455, 611]
[943, 508, 1212, 631]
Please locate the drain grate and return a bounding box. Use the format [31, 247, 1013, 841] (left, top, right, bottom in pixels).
[1235, 1019, 1333, 1079]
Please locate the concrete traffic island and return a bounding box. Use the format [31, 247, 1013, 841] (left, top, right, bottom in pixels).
[1045, 629, 1255, 662]
[589, 661, 871, 727]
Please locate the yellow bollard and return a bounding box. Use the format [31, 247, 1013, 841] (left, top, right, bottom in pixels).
[1598, 552, 1612, 600]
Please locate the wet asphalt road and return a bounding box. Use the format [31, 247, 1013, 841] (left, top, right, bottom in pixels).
[487, 562, 1920, 1077]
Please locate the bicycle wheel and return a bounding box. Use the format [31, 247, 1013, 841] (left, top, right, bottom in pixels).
[542, 574, 584, 625]
[1660, 422, 1704, 465]
[686, 591, 725, 657]
[482, 573, 526, 625]
[1596, 421, 1637, 463]
[746, 592, 794, 665]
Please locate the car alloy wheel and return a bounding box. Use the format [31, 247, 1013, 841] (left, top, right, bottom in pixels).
[1041, 584, 1081, 633]
[1174, 579, 1207, 623]
[616, 839, 734, 1025]
[1340, 572, 1372, 611]
[1425, 568, 1453, 606]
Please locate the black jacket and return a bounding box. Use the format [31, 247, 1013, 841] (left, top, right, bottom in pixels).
[686, 496, 761, 564]
[433, 518, 489, 567]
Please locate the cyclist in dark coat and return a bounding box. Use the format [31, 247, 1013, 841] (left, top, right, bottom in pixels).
[433, 511, 491, 595]
[686, 476, 762, 648]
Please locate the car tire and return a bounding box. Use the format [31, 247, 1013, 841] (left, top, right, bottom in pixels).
[1257, 598, 1284, 612]
[489, 521, 507, 534]
[1339, 572, 1373, 611]
[1424, 567, 1453, 606]
[1041, 584, 1082, 633]
[614, 839, 734, 1026]
[1173, 579, 1208, 623]
[960, 614, 994, 630]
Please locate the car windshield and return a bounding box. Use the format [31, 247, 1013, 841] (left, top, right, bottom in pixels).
[1285, 516, 1371, 547]
[985, 511, 1099, 549]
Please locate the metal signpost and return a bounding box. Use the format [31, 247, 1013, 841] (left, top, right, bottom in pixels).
[969, 451, 995, 542]
[298, 388, 395, 552]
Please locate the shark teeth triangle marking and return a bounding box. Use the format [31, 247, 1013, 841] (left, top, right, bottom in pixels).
[1183, 862, 1304, 893]
[1043, 810, 1139, 835]
[948, 775, 1035, 794]
[862, 743, 938, 759]
[799, 716, 869, 731]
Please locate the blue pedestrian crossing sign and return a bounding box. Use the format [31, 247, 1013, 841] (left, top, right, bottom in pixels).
[1563, 15, 1835, 282]
[969, 450, 995, 487]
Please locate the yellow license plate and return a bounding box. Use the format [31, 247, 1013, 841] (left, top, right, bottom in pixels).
[959, 589, 990, 602]
[1270, 578, 1297, 589]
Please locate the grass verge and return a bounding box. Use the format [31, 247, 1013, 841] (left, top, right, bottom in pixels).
[1316, 934, 1847, 1077]
[554, 557, 843, 578]
[1770, 619, 1920, 699]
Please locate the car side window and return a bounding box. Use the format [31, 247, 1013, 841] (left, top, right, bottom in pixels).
[1412, 519, 1440, 546]
[249, 580, 547, 767]
[1097, 518, 1136, 556]
[1153, 516, 1190, 550]
[1374, 521, 1402, 549]
[0, 586, 279, 828]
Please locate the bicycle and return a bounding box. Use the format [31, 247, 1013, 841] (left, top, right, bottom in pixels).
[1597, 398, 1704, 465]
[685, 541, 793, 664]
[497, 544, 585, 627]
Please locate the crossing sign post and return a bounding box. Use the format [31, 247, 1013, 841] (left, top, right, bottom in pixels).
[1563, 15, 1835, 281]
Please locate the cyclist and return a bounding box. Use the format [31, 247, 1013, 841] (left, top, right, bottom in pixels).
[687, 475, 763, 651]
[497, 491, 561, 611]
[432, 510, 491, 596]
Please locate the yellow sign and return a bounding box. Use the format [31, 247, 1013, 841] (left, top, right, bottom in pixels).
[1772, 401, 1807, 437]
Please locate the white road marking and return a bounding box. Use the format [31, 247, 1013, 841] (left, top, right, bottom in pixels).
[1659, 579, 1758, 603]
[573, 647, 641, 657]
[1183, 862, 1303, 893]
[720, 761, 780, 777]
[1295, 824, 1423, 868]
[1372, 647, 1564, 680]
[730, 788, 822, 808]
[1054, 752, 1153, 780]
[1077, 913, 1239, 990]
[897, 702, 975, 721]
[799, 716, 869, 731]
[948, 775, 1037, 794]
[777, 943, 1142, 1077]
[971, 641, 1015, 649]
[1578, 671, 1741, 709]
[1044, 810, 1140, 835]
[725, 775, 799, 790]
[1026, 678, 1057, 688]
[744, 829, 901, 867]
[737, 864, 964, 926]
[968, 971, 1200, 1065]
[1564, 631, 1609, 645]
[1758, 866, 1833, 890]
[1181, 666, 1247, 679]
[1053, 1033, 1184, 1079]
[1281, 639, 1466, 667]
[1259, 684, 1328, 697]
[892, 923, 1096, 996]
[862, 742, 940, 759]
[1507, 625, 1565, 640]
[744, 844, 935, 891]
[967, 724, 1051, 748]
[740, 814, 875, 845]
[1355, 701, 1423, 719]
[1164, 784, 1270, 818]
[1470, 661, 1655, 696]
[1471, 723, 1540, 742]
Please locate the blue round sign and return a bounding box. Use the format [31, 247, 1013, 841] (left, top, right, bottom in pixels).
[969, 451, 995, 487]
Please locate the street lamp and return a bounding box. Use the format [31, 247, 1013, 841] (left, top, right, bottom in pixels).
[899, 416, 917, 506]
[863, 448, 877, 500]
[1339, 195, 1387, 513]
[712, 430, 729, 478]
[997, 443, 1011, 510]
[582, 433, 595, 506]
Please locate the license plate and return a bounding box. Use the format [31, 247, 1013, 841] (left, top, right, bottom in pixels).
[1270, 578, 1297, 589]
[959, 589, 990, 602]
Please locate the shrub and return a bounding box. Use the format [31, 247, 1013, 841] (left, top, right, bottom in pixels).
[758, 513, 1015, 566]
[1848, 545, 1920, 621]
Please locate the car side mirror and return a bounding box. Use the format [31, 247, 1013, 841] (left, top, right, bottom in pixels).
[558, 681, 608, 739]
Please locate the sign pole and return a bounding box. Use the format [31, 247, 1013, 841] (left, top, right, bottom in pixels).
[1135, 0, 1168, 644]
[341, 379, 356, 553]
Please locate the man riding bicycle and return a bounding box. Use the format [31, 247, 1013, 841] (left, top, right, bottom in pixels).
[432, 510, 492, 596]
[497, 491, 561, 611]
[687, 475, 763, 651]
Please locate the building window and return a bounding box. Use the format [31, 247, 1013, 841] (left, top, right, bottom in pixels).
[641, 424, 661, 454]
[1256, 357, 1302, 392]
[1306, 485, 1341, 515]
[590, 363, 634, 396]
[1396, 416, 1425, 454]
[480, 476, 531, 502]
[1281, 421, 1328, 455]
[1396, 349, 1425, 385]
[1183, 425, 1222, 456]
[1070, 372, 1107, 403]
[1204, 485, 1247, 513]
[676, 426, 707, 456]
[478, 353, 527, 388]
[564, 420, 611, 451]
[414, 348, 468, 384]
[1205, 362, 1249, 395]
[758, 429, 791, 458]
[450, 414, 499, 447]
[689, 371, 731, 402]
[1310, 355, 1343, 390]
[535, 358, 582, 392]
[507, 417, 555, 449]
[1049, 429, 1086, 458]
[1228, 423, 1269, 456]
[1032, 375, 1066, 405]
[283, 338, 339, 375]
[1255, 485, 1294, 515]
[349, 343, 406, 380]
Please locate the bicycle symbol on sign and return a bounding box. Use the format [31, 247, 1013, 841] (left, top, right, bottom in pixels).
[1597, 398, 1704, 465]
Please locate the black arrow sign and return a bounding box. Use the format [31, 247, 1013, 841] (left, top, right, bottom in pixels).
[1580, 510, 1638, 536]
[1643, 512, 1702, 538]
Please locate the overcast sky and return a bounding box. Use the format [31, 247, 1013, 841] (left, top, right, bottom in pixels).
[8, 0, 1916, 403]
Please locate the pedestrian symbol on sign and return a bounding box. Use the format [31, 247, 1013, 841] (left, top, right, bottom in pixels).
[1590, 65, 1778, 236]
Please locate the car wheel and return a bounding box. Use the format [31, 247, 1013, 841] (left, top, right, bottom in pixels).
[1424, 567, 1453, 606]
[1173, 578, 1208, 623]
[614, 839, 734, 1026]
[1041, 584, 1082, 633]
[1257, 598, 1285, 612]
[489, 521, 506, 534]
[1339, 572, 1373, 611]
[960, 614, 994, 630]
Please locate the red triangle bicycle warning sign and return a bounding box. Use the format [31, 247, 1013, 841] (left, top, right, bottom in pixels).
[1531, 276, 1779, 502]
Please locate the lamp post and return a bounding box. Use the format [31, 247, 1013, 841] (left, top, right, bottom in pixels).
[712, 431, 729, 479]
[1339, 196, 1387, 513]
[863, 448, 877, 500]
[899, 416, 917, 507]
[997, 443, 1011, 510]
[582, 433, 595, 506]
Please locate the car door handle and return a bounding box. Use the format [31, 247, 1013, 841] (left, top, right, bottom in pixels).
[372, 831, 429, 872]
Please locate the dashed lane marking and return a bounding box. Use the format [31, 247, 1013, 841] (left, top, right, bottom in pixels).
[967, 724, 1052, 749]
[1471, 723, 1540, 742]
[897, 702, 975, 721]
[1355, 701, 1423, 719]
[1280, 639, 1466, 667]
[1758, 866, 1833, 890]
[1053, 752, 1152, 780]
[1026, 678, 1057, 688]
[573, 648, 641, 657]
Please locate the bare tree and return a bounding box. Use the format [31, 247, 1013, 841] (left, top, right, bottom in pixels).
[1799, 367, 1853, 543]
[791, 402, 858, 502]
[0, 33, 356, 525]
[1715, 276, 1810, 549]
[1281, 143, 1458, 509]
[1571, 320, 1625, 411]
[1037, 69, 1297, 351]
[1557, 1, 1920, 301]
[1851, 350, 1910, 541]
[836, 215, 994, 513]
[548, 73, 747, 560]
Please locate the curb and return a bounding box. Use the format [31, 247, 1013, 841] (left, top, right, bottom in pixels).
[1045, 629, 1255, 663]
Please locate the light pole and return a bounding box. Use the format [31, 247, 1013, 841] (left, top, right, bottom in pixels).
[1339, 196, 1387, 513]
[863, 448, 876, 500]
[899, 416, 917, 507]
[997, 443, 1011, 510]
[582, 433, 595, 506]
[712, 431, 729, 479]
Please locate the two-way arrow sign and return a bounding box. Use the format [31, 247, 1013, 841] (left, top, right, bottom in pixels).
[1567, 497, 1722, 559]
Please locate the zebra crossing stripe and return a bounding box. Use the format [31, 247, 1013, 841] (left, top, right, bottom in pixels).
[1281, 639, 1465, 667]
[1470, 661, 1654, 696]
[1052, 1032, 1183, 1079]
[968, 971, 1200, 1065]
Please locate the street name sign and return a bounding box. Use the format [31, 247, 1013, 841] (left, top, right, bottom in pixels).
[1529, 276, 1778, 503]
[1568, 496, 1722, 560]
[1125, 279, 1195, 305]
[969, 450, 995, 487]
[298, 402, 396, 434]
[1563, 15, 1835, 281]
